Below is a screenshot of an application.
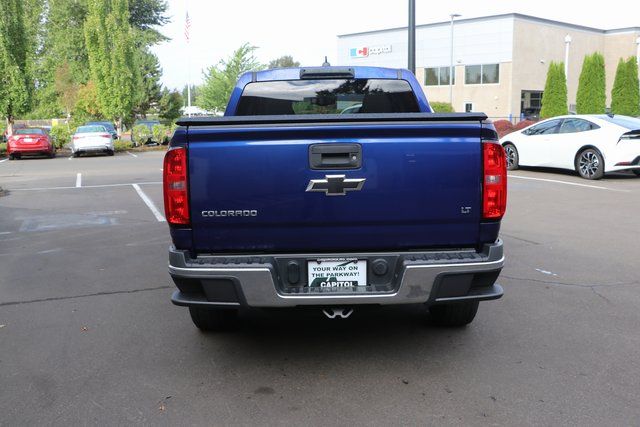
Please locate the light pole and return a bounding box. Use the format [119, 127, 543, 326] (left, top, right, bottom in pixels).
[408, 0, 416, 74]
[449, 14, 461, 105]
[564, 34, 572, 79]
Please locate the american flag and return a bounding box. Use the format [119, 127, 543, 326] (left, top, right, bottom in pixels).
[185, 11, 191, 43]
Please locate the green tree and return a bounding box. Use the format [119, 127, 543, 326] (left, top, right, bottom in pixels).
[611, 57, 640, 117]
[268, 55, 300, 69]
[45, 0, 91, 84]
[540, 62, 568, 118]
[576, 53, 606, 114]
[73, 81, 101, 121]
[84, 0, 137, 133]
[159, 88, 184, 122]
[30, 0, 168, 120]
[0, 0, 31, 131]
[133, 49, 162, 117]
[54, 62, 80, 116]
[198, 43, 263, 112]
[23, 0, 45, 110]
[129, 0, 169, 45]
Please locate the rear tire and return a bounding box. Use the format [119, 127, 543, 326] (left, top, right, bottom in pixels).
[188, 307, 238, 332]
[576, 148, 604, 180]
[503, 143, 519, 171]
[632, 170, 640, 177]
[73, 151, 80, 158]
[8, 153, 15, 160]
[106, 150, 114, 156]
[428, 301, 479, 327]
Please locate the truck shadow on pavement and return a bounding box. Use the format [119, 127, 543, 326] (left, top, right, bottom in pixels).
[191, 305, 478, 364]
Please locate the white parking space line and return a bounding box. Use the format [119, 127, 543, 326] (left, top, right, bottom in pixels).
[75, 173, 82, 188]
[126, 151, 138, 158]
[508, 174, 630, 192]
[11, 181, 162, 191]
[0, 158, 8, 164]
[132, 184, 166, 222]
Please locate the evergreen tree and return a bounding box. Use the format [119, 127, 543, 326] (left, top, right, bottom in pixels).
[576, 53, 606, 114]
[0, 0, 31, 131]
[84, 0, 137, 133]
[133, 49, 163, 117]
[611, 57, 640, 116]
[158, 88, 184, 122]
[129, 0, 169, 44]
[540, 62, 568, 118]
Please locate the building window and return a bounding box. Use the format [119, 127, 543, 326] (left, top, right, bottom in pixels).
[465, 65, 482, 84]
[465, 64, 500, 84]
[464, 102, 474, 112]
[424, 67, 455, 86]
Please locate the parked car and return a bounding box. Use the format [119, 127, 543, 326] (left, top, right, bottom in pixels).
[132, 119, 160, 146]
[2, 123, 27, 142]
[500, 114, 640, 179]
[71, 125, 114, 157]
[6, 128, 56, 159]
[85, 121, 118, 140]
[165, 66, 507, 331]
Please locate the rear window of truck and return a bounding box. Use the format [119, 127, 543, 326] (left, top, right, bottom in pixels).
[236, 79, 420, 115]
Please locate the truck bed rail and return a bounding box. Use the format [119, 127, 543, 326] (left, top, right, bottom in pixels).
[176, 112, 489, 127]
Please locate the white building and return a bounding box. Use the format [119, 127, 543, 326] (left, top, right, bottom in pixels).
[337, 13, 640, 119]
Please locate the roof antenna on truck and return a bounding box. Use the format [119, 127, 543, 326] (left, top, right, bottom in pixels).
[322, 56, 331, 67]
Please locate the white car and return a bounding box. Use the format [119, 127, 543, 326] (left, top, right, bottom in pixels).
[500, 115, 640, 179]
[71, 125, 115, 157]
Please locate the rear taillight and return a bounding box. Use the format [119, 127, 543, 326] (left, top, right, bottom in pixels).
[482, 142, 507, 220]
[163, 147, 189, 225]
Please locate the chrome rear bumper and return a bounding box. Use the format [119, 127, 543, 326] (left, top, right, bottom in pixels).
[169, 240, 504, 308]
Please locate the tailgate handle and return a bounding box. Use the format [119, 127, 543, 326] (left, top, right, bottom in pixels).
[309, 144, 361, 169]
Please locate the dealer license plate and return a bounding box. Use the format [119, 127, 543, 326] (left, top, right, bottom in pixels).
[307, 258, 367, 288]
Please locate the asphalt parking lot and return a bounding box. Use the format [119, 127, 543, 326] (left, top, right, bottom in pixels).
[1, 152, 639, 425]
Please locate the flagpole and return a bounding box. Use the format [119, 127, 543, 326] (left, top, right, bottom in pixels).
[185, 0, 192, 117]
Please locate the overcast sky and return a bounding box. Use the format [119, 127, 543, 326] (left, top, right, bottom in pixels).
[151, 0, 639, 90]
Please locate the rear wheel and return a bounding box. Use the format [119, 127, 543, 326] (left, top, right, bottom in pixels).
[504, 143, 519, 170]
[106, 149, 114, 156]
[576, 148, 604, 180]
[8, 153, 15, 160]
[632, 170, 640, 177]
[73, 151, 80, 158]
[188, 307, 238, 332]
[428, 301, 479, 327]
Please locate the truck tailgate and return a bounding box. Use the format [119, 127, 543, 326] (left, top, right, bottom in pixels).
[186, 117, 484, 253]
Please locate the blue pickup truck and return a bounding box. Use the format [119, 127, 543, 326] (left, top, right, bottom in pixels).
[164, 66, 507, 331]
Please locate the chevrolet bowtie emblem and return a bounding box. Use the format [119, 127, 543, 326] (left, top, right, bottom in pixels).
[306, 175, 366, 196]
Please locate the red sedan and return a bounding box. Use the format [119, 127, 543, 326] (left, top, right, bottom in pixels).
[7, 128, 56, 159]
